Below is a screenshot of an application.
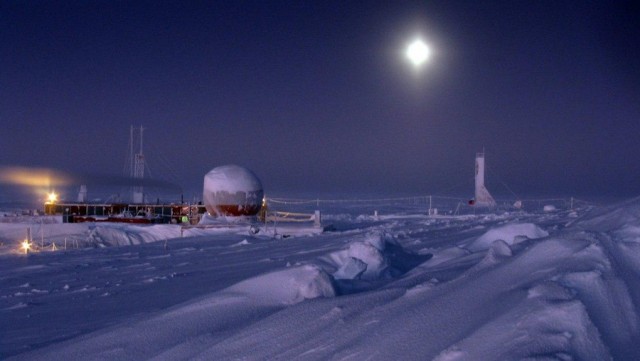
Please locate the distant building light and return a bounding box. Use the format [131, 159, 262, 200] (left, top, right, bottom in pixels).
[21, 240, 31, 254]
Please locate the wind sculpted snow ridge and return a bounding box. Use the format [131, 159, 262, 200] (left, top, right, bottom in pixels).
[1, 200, 640, 360]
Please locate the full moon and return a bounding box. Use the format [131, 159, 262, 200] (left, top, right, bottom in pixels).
[406, 39, 430, 66]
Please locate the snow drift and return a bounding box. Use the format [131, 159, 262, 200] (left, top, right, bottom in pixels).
[2, 197, 640, 360]
[225, 264, 336, 305]
[466, 222, 549, 251]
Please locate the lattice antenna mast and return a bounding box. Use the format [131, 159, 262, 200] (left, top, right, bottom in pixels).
[132, 125, 145, 203]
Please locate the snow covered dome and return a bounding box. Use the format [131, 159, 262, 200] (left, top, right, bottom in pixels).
[203, 165, 264, 217]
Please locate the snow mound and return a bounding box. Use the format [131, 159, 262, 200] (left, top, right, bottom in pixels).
[471, 239, 513, 271]
[322, 231, 431, 286]
[226, 264, 335, 305]
[325, 231, 397, 280]
[527, 281, 575, 301]
[615, 225, 640, 243]
[231, 239, 251, 247]
[87, 225, 178, 246]
[423, 246, 470, 267]
[488, 239, 512, 257]
[467, 222, 548, 251]
[334, 257, 368, 280]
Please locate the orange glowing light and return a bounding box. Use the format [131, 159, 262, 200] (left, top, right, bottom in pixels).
[21, 240, 31, 254]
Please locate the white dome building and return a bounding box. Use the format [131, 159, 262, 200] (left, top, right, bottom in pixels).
[202, 165, 264, 217]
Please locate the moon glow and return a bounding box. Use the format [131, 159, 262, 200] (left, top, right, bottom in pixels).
[406, 40, 430, 66]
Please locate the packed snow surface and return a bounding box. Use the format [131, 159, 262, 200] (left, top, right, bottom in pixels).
[2, 197, 640, 360]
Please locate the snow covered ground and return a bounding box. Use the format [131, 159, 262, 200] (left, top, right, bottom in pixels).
[1, 198, 639, 360]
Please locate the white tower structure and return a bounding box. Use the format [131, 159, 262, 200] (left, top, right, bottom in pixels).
[131, 126, 145, 204]
[474, 151, 496, 207]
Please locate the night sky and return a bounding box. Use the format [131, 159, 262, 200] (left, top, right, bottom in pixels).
[1, 1, 639, 199]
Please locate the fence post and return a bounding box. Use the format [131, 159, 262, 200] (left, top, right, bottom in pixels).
[570, 197, 574, 210]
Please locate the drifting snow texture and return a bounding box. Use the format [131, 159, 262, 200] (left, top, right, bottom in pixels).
[3, 265, 335, 361]
[576, 195, 640, 233]
[3, 198, 640, 360]
[226, 264, 335, 305]
[88, 224, 179, 246]
[467, 222, 548, 251]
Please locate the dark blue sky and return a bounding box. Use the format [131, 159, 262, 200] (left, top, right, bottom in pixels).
[1, 1, 639, 199]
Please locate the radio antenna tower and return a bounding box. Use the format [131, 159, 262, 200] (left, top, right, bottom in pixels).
[130, 125, 145, 203]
